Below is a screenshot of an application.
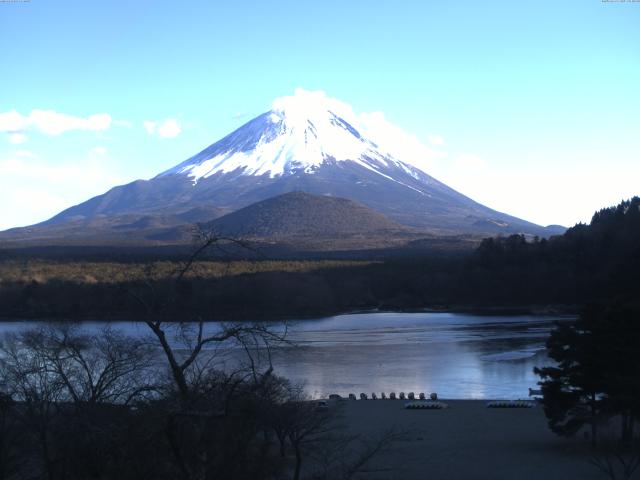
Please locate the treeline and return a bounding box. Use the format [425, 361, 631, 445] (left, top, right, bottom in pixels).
[0, 259, 375, 284]
[0, 258, 452, 320]
[472, 196, 640, 307]
[0, 197, 638, 320]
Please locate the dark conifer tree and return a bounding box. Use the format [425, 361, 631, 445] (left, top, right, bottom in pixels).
[535, 309, 609, 444]
[536, 301, 640, 445]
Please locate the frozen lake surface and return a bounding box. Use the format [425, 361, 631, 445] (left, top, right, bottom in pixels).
[0, 312, 571, 399]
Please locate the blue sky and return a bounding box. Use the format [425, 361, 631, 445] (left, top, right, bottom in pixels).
[1, 0, 639, 229]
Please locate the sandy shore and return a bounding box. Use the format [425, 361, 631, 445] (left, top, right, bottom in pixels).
[332, 399, 600, 480]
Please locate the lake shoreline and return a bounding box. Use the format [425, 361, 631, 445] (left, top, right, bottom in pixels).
[0, 303, 580, 323]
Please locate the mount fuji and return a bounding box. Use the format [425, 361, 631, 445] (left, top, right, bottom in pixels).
[2, 89, 563, 248]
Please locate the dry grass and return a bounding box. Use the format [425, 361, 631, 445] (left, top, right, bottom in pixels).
[0, 259, 379, 285]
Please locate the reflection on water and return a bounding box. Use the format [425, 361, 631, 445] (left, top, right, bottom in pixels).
[272, 312, 570, 399]
[0, 312, 572, 399]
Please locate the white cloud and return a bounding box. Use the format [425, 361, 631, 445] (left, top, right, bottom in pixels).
[113, 119, 133, 128]
[30, 110, 111, 135]
[144, 118, 182, 138]
[15, 149, 37, 159]
[454, 153, 486, 170]
[427, 134, 445, 146]
[158, 119, 181, 138]
[8, 132, 27, 144]
[272, 89, 447, 173]
[430, 157, 640, 228]
[0, 110, 28, 132]
[358, 110, 446, 171]
[273, 88, 357, 123]
[91, 146, 107, 155]
[143, 121, 157, 135]
[0, 109, 112, 136]
[0, 151, 127, 230]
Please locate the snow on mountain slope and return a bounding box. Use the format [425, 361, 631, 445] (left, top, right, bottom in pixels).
[160, 88, 436, 185]
[14, 89, 562, 241]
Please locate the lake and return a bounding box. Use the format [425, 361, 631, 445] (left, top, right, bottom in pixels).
[0, 312, 570, 399]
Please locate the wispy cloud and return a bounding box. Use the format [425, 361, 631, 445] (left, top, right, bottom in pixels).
[0, 110, 26, 132]
[454, 153, 486, 170]
[427, 135, 445, 146]
[272, 89, 447, 173]
[0, 109, 112, 136]
[0, 150, 127, 230]
[158, 119, 181, 138]
[90, 146, 107, 156]
[360, 110, 447, 169]
[14, 149, 37, 159]
[144, 118, 182, 138]
[113, 119, 133, 128]
[143, 121, 157, 135]
[8, 132, 27, 144]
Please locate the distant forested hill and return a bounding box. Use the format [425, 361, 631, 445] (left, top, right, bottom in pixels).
[0, 198, 637, 320]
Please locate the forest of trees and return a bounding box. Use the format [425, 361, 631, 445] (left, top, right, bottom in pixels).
[473, 196, 640, 307]
[1, 197, 639, 320]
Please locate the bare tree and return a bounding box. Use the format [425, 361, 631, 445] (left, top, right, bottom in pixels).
[0, 332, 67, 480]
[17, 324, 158, 406]
[0, 324, 159, 480]
[110, 228, 297, 480]
[263, 387, 406, 480]
[125, 228, 288, 405]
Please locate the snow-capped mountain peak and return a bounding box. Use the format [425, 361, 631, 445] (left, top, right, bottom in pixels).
[161, 89, 431, 182]
[28, 89, 556, 239]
